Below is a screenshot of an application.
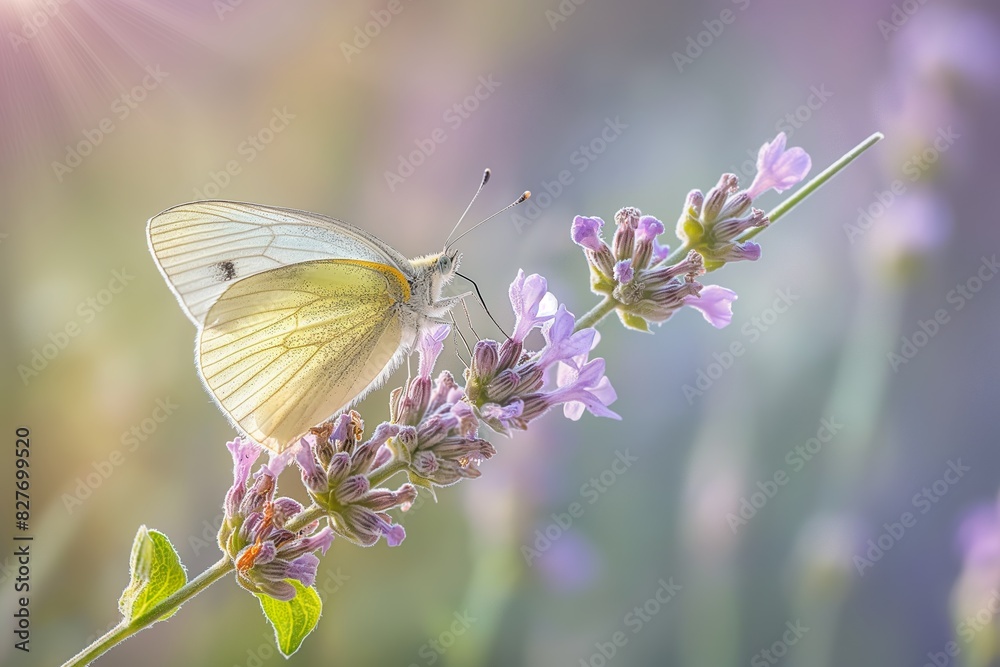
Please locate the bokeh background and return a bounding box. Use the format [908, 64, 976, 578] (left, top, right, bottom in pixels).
[2, 0, 1000, 665]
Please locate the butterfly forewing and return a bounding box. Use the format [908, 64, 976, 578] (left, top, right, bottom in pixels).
[147, 201, 413, 325]
[198, 259, 409, 452]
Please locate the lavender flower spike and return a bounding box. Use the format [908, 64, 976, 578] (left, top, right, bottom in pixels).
[747, 132, 812, 199]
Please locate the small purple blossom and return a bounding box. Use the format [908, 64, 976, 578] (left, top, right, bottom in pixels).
[636, 215, 664, 242]
[614, 259, 634, 284]
[571, 215, 605, 252]
[537, 304, 597, 369]
[683, 285, 738, 328]
[225, 438, 263, 517]
[509, 270, 555, 342]
[552, 355, 620, 421]
[418, 325, 450, 377]
[747, 132, 812, 199]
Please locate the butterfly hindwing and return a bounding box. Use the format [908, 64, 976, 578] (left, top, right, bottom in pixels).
[198, 259, 410, 452]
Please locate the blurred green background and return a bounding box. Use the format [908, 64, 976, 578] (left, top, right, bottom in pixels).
[2, 0, 1000, 665]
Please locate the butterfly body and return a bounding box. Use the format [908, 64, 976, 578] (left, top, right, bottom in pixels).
[147, 200, 460, 453]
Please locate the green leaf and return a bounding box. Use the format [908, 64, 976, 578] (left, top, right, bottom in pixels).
[617, 309, 651, 332]
[118, 525, 187, 624]
[257, 580, 323, 658]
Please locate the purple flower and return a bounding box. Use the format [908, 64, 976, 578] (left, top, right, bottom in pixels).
[636, 215, 664, 242]
[683, 285, 738, 328]
[536, 304, 598, 370]
[223, 450, 337, 601]
[552, 356, 620, 421]
[418, 324, 450, 378]
[571, 216, 606, 252]
[635, 215, 671, 265]
[480, 400, 524, 431]
[509, 270, 556, 342]
[225, 438, 263, 517]
[747, 132, 812, 199]
[614, 259, 634, 284]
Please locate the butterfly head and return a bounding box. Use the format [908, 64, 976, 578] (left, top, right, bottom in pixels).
[410, 249, 461, 302]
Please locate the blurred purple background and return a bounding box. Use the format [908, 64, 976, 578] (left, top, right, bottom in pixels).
[2, 0, 1000, 665]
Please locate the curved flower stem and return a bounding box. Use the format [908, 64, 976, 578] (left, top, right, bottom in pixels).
[368, 460, 408, 488]
[62, 556, 233, 667]
[741, 131, 884, 239]
[574, 295, 617, 332]
[284, 503, 327, 533]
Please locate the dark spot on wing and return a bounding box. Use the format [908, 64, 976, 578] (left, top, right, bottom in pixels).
[216, 261, 237, 281]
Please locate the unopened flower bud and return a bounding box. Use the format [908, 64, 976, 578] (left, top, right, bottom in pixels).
[487, 369, 520, 402]
[613, 221, 635, 260]
[335, 475, 370, 504]
[717, 192, 752, 221]
[702, 174, 738, 225]
[471, 340, 499, 380]
[711, 208, 768, 243]
[496, 338, 522, 372]
[326, 452, 352, 485]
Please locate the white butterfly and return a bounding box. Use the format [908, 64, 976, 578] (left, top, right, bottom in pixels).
[147, 200, 462, 453]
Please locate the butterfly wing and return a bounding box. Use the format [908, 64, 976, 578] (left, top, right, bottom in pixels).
[198, 259, 411, 453]
[147, 200, 413, 326]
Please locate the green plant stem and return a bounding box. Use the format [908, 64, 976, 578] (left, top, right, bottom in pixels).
[64, 490, 348, 666]
[741, 131, 884, 239]
[368, 459, 407, 488]
[62, 556, 233, 667]
[574, 295, 617, 331]
[573, 132, 884, 332]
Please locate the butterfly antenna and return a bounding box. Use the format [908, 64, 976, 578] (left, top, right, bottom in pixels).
[446, 190, 531, 250]
[445, 168, 491, 248]
[456, 271, 510, 339]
